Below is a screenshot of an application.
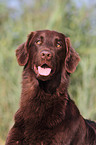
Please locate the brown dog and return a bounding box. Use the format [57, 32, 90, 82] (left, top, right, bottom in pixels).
[6, 30, 96, 145]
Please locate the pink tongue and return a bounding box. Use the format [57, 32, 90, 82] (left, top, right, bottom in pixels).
[38, 66, 51, 76]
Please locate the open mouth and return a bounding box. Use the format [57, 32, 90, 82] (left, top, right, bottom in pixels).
[34, 64, 52, 76]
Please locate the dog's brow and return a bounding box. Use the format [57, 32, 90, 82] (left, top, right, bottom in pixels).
[39, 36, 44, 40]
[55, 38, 63, 42]
[55, 38, 62, 42]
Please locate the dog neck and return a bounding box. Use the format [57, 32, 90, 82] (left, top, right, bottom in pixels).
[21, 68, 70, 130]
[38, 72, 61, 94]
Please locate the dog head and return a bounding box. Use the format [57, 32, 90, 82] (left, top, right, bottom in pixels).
[16, 30, 80, 81]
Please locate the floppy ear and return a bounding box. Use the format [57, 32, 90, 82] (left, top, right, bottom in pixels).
[16, 32, 34, 66]
[65, 37, 80, 73]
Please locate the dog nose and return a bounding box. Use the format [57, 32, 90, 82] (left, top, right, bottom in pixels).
[40, 50, 52, 60]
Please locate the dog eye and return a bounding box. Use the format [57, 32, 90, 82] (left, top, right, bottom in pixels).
[56, 43, 61, 48]
[36, 40, 42, 45]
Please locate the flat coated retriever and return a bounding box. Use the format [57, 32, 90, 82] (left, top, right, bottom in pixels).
[6, 30, 96, 145]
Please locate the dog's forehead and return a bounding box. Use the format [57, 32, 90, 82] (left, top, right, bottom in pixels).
[34, 30, 65, 40]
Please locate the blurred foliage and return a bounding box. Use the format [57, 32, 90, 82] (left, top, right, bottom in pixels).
[0, 0, 96, 143]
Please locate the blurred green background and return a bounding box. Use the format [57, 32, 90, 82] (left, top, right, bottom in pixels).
[0, 0, 96, 144]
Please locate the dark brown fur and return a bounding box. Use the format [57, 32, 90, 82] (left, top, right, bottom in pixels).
[6, 30, 96, 145]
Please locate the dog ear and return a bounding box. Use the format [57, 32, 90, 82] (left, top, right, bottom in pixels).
[16, 32, 34, 66]
[65, 37, 80, 73]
